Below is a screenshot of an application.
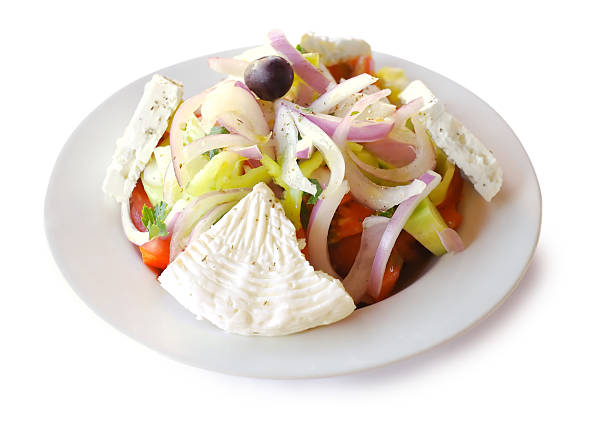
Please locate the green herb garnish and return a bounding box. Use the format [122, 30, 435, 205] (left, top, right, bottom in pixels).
[296, 44, 306, 54]
[306, 178, 323, 205]
[141, 201, 170, 240]
[208, 125, 230, 135]
[204, 126, 230, 158]
[207, 148, 220, 159]
[376, 206, 397, 218]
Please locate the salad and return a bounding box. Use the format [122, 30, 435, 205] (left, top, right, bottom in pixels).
[103, 30, 503, 336]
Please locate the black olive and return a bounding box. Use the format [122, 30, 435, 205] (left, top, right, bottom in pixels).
[244, 56, 294, 101]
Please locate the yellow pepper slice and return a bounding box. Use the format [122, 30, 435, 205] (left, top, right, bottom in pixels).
[186, 151, 243, 196]
[429, 146, 457, 206]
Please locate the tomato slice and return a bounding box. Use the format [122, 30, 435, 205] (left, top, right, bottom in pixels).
[393, 230, 424, 263]
[130, 180, 152, 232]
[329, 232, 403, 301]
[329, 233, 362, 278]
[329, 194, 374, 243]
[352, 55, 374, 76]
[437, 168, 464, 229]
[139, 236, 171, 270]
[327, 62, 353, 82]
[129, 179, 171, 270]
[376, 250, 403, 302]
[327, 55, 375, 82]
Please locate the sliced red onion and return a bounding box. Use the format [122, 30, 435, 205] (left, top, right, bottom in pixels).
[232, 144, 263, 161]
[169, 188, 250, 261]
[165, 199, 188, 233]
[208, 57, 248, 78]
[187, 201, 237, 246]
[200, 80, 269, 138]
[182, 133, 253, 162]
[332, 89, 392, 146]
[234, 80, 258, 100]
[333, 96, 396, 120]
[347, 118, 436, 182]
[393, 97, 424, 129]
[344, 152, 430, 211]
[283, 99, 392, 142]
[274, 103, 317, 195]
[320, 88, 430, 211]
[302, 111, 393, 142]
[268, 29, 331, 93]
[309, 73, 378, 114]
[120, 200, 150, 246]
[362, 127, 417, 167]
[342, 216, 390, 302]
[296, 137, 313, 159]
[437, 228, 465, 253]
[368, 171, 441, 298]
[307, 180, 350, 278]
[170, 88, 213, 187]
[216, 111, 271, 145]
[285, 108, 345, 195]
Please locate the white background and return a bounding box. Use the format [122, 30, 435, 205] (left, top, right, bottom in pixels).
[3, 1, 611, 431]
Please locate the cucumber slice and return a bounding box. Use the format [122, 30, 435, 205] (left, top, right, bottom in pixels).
[403, 197, 448, 256]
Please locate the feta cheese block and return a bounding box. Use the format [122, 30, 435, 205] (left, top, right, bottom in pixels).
[158, 183, 356, 336]
[300, 33, 371, 66]
[399, 80, 503, 201]
[103, 74, 183, 202]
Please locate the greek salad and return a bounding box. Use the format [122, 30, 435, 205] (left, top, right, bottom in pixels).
[103, 30, 503, 336]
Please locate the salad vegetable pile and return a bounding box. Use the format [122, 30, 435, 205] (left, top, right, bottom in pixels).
[103, 30, 502, 336]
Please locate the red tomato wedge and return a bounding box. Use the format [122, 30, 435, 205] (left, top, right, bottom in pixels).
[329, 194, 374, 243]
[327, 55, 375, 82]
[329, 233, 362, 278]
[329, 233, 403, 301]
[139, 237, 171, 270]
[376, 250, 403, 302]
[327, 192, 404, 301]
[129, 180, 152, 232]
[129, 179, 171, 270]
[437, 168, 464, 229]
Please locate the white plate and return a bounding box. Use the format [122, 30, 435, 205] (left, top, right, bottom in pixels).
[45, 49, 541, 378]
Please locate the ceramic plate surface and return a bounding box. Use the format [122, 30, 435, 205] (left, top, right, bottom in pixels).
[45, 48, 541, 378]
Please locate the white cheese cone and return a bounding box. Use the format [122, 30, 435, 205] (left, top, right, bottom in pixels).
[159, 183, 355, 336]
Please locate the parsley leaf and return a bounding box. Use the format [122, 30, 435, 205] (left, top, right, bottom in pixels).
[203, 126, 229, 159]
[207, 148, 220, 159]
[306, 178, 323, 205]
[350, 110, 359, 116]
[376, 206, 397, 218]
[141, 201, 170, 240]
[208, 125, 229, 135]
[295, 44, 306, 54]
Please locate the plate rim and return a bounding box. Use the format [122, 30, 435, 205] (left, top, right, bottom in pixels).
[44, 48, 542, 379]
